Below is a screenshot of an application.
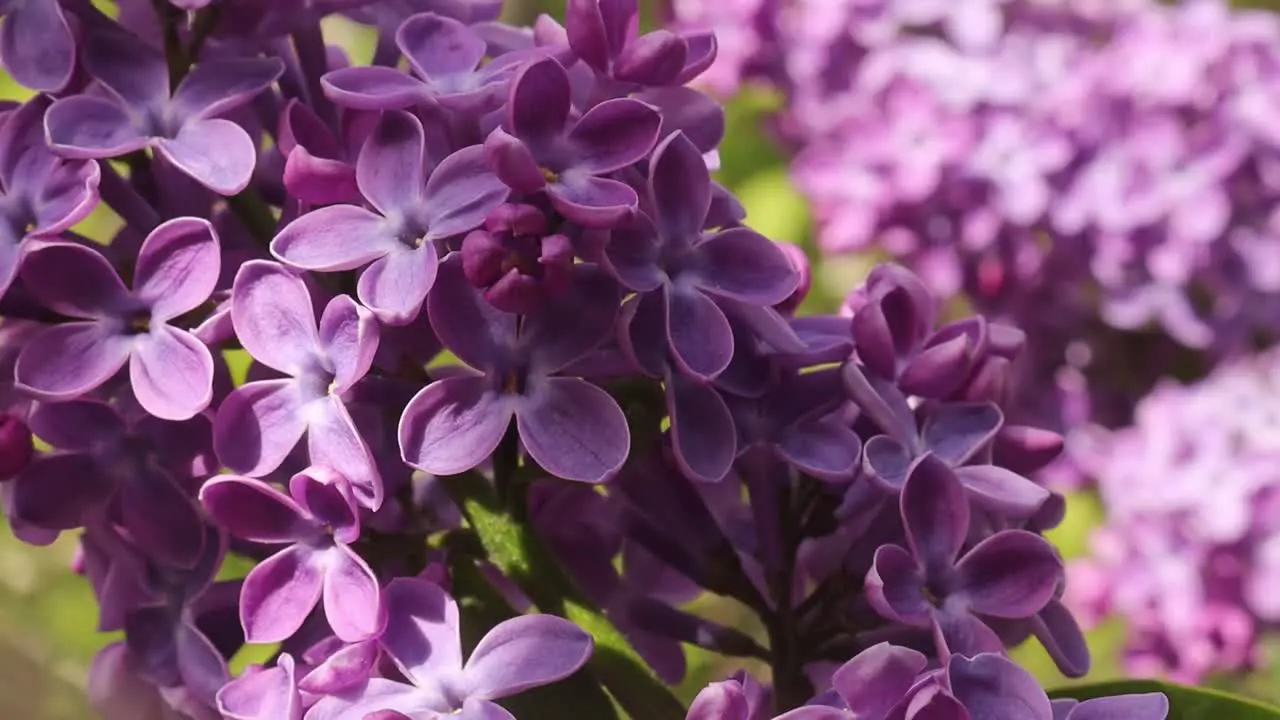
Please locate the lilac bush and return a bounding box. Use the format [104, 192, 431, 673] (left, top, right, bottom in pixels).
[0, 0, 1173, 718]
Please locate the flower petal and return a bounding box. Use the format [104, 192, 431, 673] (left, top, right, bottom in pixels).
[26, 399, 124, 450]
[120, 466, 207, 568]
[648, 130, 710, 240]
[567, 97, 661, 175]
[381, 577, 463, 686]
[12, 452, 113, 530]
[1033, 599, 1091, 679]
[953, 530, 1062, 618]
[923, 403, 1003, 466]
[689, 228, 798, 305]
[1064, 694, 1169, 720]
[171, 57, 285, 121]
[308, 395, 384, 511]
[866, 544, 931, 624]
[240, 545, 324, 643]
[272, 204, 396, 272]
[686, 681, 749, 720]
[517, 376, 629, 483]
[399, 373, 514, 477]
[397, 12, 487, 78]
[901, 453, 969, 575]
[863, 435, 913, 490]
[947, 654, 1052, 720]
[463, 613, 593, 699]
[319, 295, 381, 394]
[21, 241, 130, 319]
[547, 173, 638, 228]
[15, 323, 131, 401]
[217, 654, 302, 720]
[199, 475, 311, 544]
[213, 379, 308, 477]
[156, 118, 259, 195]
[831, 643, 927, 717]
[507, 57, 569, 143]
[954, 465, 1050, 517]
[44, 95, 150, 159]
[483, 126, 547, 195]
[305, 679, 435, 720]
[664, 283, 733, 380]
[667, 372, 734, 483]
[130, 325, 214, 420]
[322, 66, 426, 111]
[323, 544, 386, 642]
[779, 419, 861, 480]
[133, 217, 221, 320]
[357, 109, 426, 217]
[1, 0, 74, 92]
[522, 266, 620, 374]
[83, 30, 169, 111]
[230, 260, 321, 376]
[357, 245, 438, 326]
[426, 255, 514, 371]
[613, 29, 686, 85]
[283, 145, 360, 206]
[422, 145, 511, 240]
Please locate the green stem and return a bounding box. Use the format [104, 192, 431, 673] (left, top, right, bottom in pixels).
[443, 475, 686, 720]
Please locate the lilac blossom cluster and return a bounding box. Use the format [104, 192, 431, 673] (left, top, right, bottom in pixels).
[1068, 347, 1280, 683]
[668, 0, 1280, 480]
[0, 0, 1168, 718]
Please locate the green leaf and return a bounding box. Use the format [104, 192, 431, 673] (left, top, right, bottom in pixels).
[1050, 679, 1280, 718]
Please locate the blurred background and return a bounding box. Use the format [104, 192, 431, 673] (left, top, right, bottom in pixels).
[8, 0, 1280, 715]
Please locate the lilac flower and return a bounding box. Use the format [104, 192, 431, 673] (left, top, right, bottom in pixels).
[322, 12, 521, 116]
[213, 261, 385, 509]
[399, 256, 629, 482]
[271, 110, 509, 324]
[305, 577, 593, 719]
[216, 653, 303, 720]
[483, 56, 662, 227]
[0, 0, 75, 91]
[0, 97, 101, 298]
[11, 400, 214, 567]
[607, 130, 798, 379]
[791, 643, 928, 719]
[200, 467, 385, 643]
[866, 453, 1064, 657]
[16, 218, 220, 420]
[566, 0, 717, 89]
[460, 202, 575, 314]
[44, 31, 283, 194]
[277, 100, 371, 207]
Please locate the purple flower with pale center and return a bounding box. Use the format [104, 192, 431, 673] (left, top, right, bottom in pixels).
[305, 577, 593, 719]
[322, 11, 522, 116]
[213, 260, 385, 509]
[0, 97, 101, 299]
[483, 56, 662, 228]
[0, 0, 74, 91]
[216, 653, 302, 720]
[44, 30, 284, 194]
[778, 642, 928, 720]
[460, 202, 574, 314]
[271, 110, 509, 325]
[866, 454, 1064, 658]
[565, 0, 717, 89]
[606, 130, 798, 379]
[11, 400, 214, 567]
[400, 255, 629, 482]
[200, 467, 385, 644]
[16, 218, 220, 420]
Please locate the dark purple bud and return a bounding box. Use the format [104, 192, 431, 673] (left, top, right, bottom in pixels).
[461, 203, 575, 314]
[0, 413, 32, 478]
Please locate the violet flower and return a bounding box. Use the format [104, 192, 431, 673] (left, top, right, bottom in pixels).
[460, 202, 575, 314]
[0, 97, 101, 299]
[607, 130, 798, 379]
[565, 0, 717, 90]
[399, 255, 629, 482]
[305, 577, 593, 719]
[277, 99, 372, 207]
[44, 30, 284, 194]
[483, 55, 662, 227]
[216, 653, 303, 720]
[866, 454, 1064, 657]
[271, 110, 509, 324]
[200, 467, 385, 643]
[213, 261, 385, 509]
[0, 0, 75, 91]
[16, 218, 220, 420]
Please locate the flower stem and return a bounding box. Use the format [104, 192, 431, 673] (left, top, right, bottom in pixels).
[225, 190, 279, 246]
[443, 473, 687, 720]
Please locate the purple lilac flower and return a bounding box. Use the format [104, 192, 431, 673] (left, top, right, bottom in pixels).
[272, 110, 509, 324]
[277, 99, 372, 207]
[483, 55, 661, 227]
[306, 577, 593, 719]
[399, 255, 629, 482]
[44, 30, 283, 194]
[565, 0, 718, 92]
[16, 219, 220, 420]
[460, 202, 575, 314]
[214, 261, 385, 509]
[0, 96, 101, 298]
[200, 467, 386, 643]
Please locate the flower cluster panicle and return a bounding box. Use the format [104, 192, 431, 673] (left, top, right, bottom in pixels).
[0, 0, 1166, 718]
[1068, 347, 1280, 683]
[670, 0, 1280, 487]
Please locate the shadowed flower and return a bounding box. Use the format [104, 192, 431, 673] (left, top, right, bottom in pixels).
[0, 0, 75, 91]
